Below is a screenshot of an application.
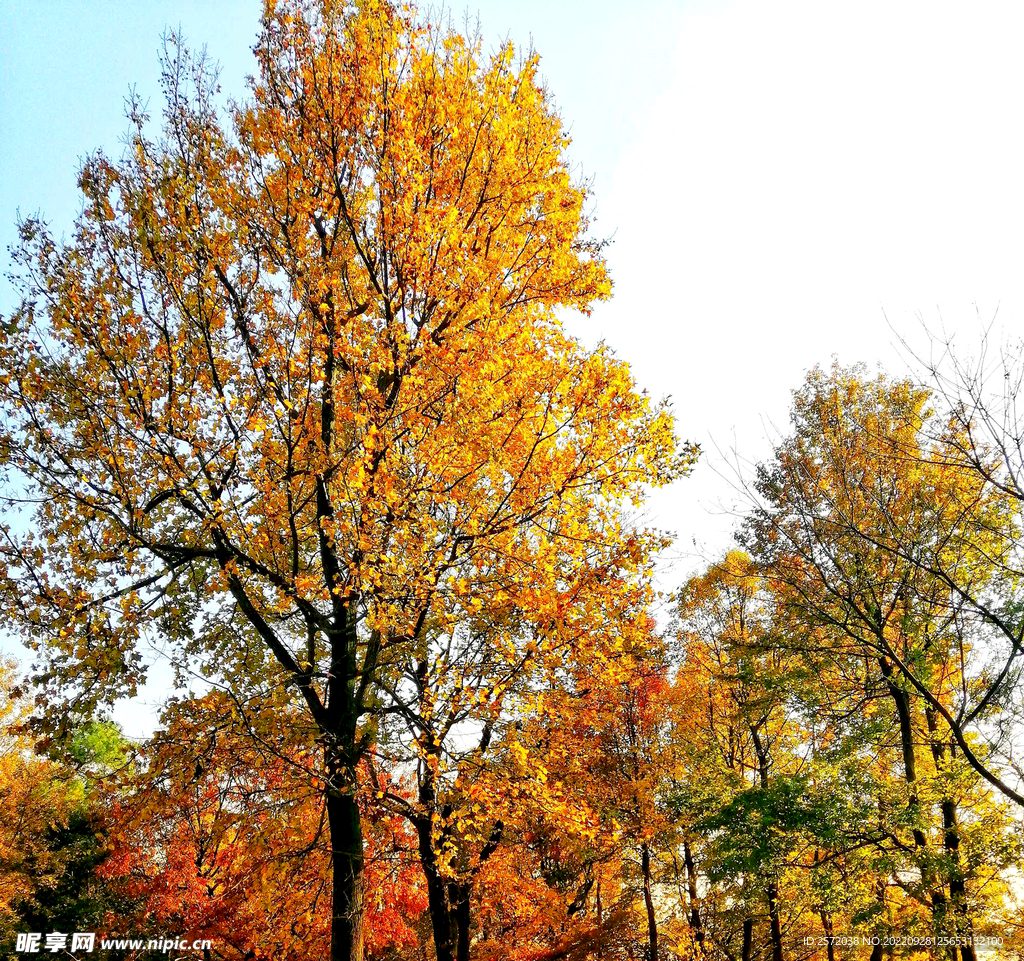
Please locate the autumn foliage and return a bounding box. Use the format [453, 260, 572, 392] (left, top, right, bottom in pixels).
[1, 1, 1023, 960]
[0, 0, 686, 958]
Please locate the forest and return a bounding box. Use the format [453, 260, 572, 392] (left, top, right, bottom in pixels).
[1, 1, 1022, 960]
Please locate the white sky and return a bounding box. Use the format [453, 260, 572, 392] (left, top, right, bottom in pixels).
[563, 0, 1024, 572]
[3, 0, 1024, 734]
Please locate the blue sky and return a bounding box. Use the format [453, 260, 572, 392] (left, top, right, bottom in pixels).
[3, 0, 1024, 732]
[0, 0, 686, 276]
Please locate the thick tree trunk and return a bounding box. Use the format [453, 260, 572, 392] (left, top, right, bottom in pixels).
[327, 790, 364, 961]
[323, 592, 367, 961]
[451, 880, 472, 961]
[641, 842, 659, 961]
[413, 815, 477, 961]
[415, 815, 457, 961]
[945, 798, 976, 961]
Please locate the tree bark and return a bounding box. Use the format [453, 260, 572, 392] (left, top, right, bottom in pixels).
[820, 909, 836, 961]
[870, 870, 888, 961]
[750, 724, 784, 961]
[414, 814, 457, 961]
[640, 842, 659, 961]
[741, 919, 754, 961]
[327, 790, 364, 961]
[811, 848, 836, 961]
[451, 880, 472, 961]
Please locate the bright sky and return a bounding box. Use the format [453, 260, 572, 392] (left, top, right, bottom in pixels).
[3, 0, 1024, 733]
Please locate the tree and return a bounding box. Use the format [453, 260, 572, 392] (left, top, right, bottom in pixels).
[101, 692, 429, 959]
[0, 1, 687, 957]
[675, 552, 807, 961]
[538, 641, 675, 961]
[901, 328, 1024, 788]
[742, 365, 1023, 957]
[744, 365, 1023, 800]
[674, 543, 1022, 961]
[0, 660, 128, 957]
[0, 658, 70, 941]
[361, 524, 673, 961]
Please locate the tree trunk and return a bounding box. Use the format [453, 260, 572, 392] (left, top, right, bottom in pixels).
[819, 909, 835, 961]
[750, 725, 784, 961]
[323, 594, 367, 961]
[869, 877, 887, 961]
[946, 798, 976, 961]
[683, 839, 704, 951]
[327, 790, 364, 961]
[811, 848, 835, 958]
[924, 712, 976, 961]
[767, 878, 784, 961]
[812, 849, 835, 961]
[741, 919, 754, 961]
[451, 880, 472, 961]
[881, 661, 947, 922]
[414, 815, 456, 961]
[641, 842, 659, 961]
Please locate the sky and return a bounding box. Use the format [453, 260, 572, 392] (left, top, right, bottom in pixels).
[3, 0, 1024, 734]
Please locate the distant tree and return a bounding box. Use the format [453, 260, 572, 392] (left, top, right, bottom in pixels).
[902, 328, 1024, 783]
[743, 365, 1024, 959]
[745, 365, 1023, 808]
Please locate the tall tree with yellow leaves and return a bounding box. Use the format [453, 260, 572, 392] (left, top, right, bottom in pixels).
[0, 2, 689, 957]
